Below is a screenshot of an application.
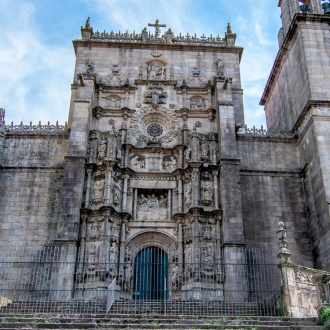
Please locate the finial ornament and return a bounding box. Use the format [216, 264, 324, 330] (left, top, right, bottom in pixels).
[277, 221, 292, 263]
[227, 23, 233, 34]
[85, 17, 91, 29]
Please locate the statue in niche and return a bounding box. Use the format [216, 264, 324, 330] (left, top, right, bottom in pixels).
[109, 242, 118, 264]
[150, 194, 158, 208]
[124, 263, 133, 290]
[184, 182, 192, 207]
[130, 155, 145, 170]
[184, 243, 192, 264]
[109, 242, 118, 277]
[172, 264, 179, 290]
[87, 243, 98, 270]
[158, 193, 168, 208]
[138, 194, 150, 211]
[116, 144, 122, 162]
[164, 156, 177, 170]
[86, 59, 94, 73]
[98, 138, 107, 160]
[93, 180, 104, 200]
[217, 59, 225, 77]
[202, 246, 213, 269]
[113, 181, 121, 206]
[201, 138, 209, 159]
[185, 146, 191, 161]
[90, 223, 101, 239]
[147, 63, 166, 80]
[201, 181, 212, 202]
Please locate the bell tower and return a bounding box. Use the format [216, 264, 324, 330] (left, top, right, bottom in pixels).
[260, 1, 330, 270]
[278, 0, 322, 38]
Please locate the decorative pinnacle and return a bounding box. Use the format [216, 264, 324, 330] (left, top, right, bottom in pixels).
[277, 221, 292, 263]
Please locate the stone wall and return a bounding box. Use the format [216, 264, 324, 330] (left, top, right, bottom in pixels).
[0, 134, 69, 254]
[299, 111, 330, 271]
[237, 138, 314, 266]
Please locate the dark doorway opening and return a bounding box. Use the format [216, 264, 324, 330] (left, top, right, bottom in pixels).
[133, 246, 169, 300]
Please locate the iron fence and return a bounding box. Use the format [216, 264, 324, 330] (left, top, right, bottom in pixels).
[0, 246, 282, 316]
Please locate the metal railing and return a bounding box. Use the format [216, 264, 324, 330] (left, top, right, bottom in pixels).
[0, 247, 282, 316]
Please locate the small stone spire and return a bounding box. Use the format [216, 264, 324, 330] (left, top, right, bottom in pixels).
[227, 23, 233, 35]
[85, 17, 91, 29]
[81, 17, 93, 40]
[225, 23, 236, 46]
[277, 221, 292, 263]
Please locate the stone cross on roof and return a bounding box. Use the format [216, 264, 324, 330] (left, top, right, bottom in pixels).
[148, 19, 166, 38]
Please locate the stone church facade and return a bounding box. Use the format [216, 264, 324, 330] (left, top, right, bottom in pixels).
[0, 0, 329, 307]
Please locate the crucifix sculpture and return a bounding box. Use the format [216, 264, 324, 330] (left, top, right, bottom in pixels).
[148, 19, 166, 38]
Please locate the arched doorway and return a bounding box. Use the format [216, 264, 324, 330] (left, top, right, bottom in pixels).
[132, 246, 169, 300]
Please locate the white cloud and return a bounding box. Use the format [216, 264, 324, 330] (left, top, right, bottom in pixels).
[0, 0, 74, 125]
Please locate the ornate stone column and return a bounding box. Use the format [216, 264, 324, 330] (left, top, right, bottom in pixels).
[213, 170, 219, 209]
[104, 166, 113, 206]
[122, 174, 129, 212]
[178, 174, 183, 213]
[133, 189, 138, 221]
[168, 189, 172, 221]
[84, 168, 93, 208]
[192, 167, 200, 208]
[77, 214, 88, 271]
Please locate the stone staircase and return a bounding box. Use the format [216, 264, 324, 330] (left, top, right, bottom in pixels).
[0, 300, 328, 329]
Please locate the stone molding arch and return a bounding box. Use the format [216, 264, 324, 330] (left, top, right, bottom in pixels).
[126, 230, 178, 260]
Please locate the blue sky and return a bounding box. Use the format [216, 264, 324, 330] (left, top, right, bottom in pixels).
[0, 0, 282, 128]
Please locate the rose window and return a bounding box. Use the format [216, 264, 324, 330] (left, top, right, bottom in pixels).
[147, 123, 163, 137]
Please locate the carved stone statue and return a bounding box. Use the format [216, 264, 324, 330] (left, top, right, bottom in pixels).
[87, 243, 98, 270]
[217, 59, 225, 76]
[185, 146, 191, 161]
[201, 181, 212, 201]
[158, 193, 168, 208]
[164, 156, 177, 170]
[141, 27, 148, 42]
[131, 155, 145, 170]
[98, 138, 107, 160]
[86, 59, 94, 73]
[113, 181, 121, 206]
[201, 139, 209, 159]
[184, 243, 192, 264]
[184, 183, 192, 207]
[172, 264, 179, 290]
[93, 180, 104, 200]
[124, 263, 133, 290]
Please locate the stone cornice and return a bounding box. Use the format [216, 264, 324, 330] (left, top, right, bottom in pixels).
[260, 13, 330, 106]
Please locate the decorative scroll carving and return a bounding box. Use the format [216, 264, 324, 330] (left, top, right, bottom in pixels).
[99, 64, 123, 86]
[144, 83, 167, 104]
[190, 96, 205, 111]
[130, 106, 180, 144]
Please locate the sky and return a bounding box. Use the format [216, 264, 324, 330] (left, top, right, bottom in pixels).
[0, 0, 282, 128]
